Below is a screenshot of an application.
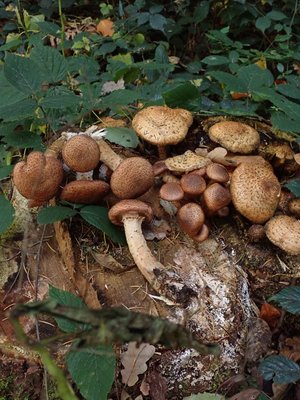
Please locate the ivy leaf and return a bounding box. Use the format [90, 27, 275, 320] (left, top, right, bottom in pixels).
[66, 345, 115, 400]
[0, 196, 15, 235]
[37, 206, 78, 224]
[259, 355, 300, 384]
[269, 286, 300, 314]
[49, 286, 90, 332]
[104, 127, 140, 148]
[31, 45, 68, 83]
[4, 53, 44, 94]
[79, 206, 126, 245]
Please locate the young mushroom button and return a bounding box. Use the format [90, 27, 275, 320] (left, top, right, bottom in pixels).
[60, 180, 110, 204]
[62, 134, 100, 172]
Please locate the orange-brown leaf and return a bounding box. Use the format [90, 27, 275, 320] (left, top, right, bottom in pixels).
[96, 18, 114, 37]
[259, 302, 281, 329]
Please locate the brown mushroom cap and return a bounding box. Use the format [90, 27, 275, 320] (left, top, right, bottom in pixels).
[160, 182, 184, 201]
[248, 224, 265, 243]
[206, 163, 229, 183]
[177, 202, 205, 237]
[132, 106, 193, 146]
[193, 223, 209, 243]
[230, 162, 281, 223]
[180, 173, 206, 196]
[110, 157, 154, 199]
[208, 121, 260, 154]
[62, 135, 100, 172]
[288, 198, 300, 218]
[60, 180, 110, 204]
[13, 151, 64, 203]
[202, 183, 232, 213]
[165, 150, 211, 173]
[108, 199, 153, 225]
[265, 215, 300, 255]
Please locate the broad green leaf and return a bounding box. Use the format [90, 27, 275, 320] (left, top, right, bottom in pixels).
[96, 41, 117, 57]
[37, 206, 78, 225]
[41, 92, 82, 109]
[30, 45, 68, 83]
[202, 55, 229, 66]
[0, 196, 15, 235]
[163, 82, 200, 108]
[0, 38, 22, 51]
[254, 88, 300, 120]
[0, 98, 37, 122]
[266, 10, 288, 21]
[276, 83, 300, 100]
[194, 1, 210, 24]
[149, 14, 167, 32]
[4, 53, 44, 94]
[270, 286, 300, 314]
[103, 89, 140, 110]
[284, 179, 300, 197]
[255, 16, 271, 33]
[259, 355, 300, 384]
[3, 131, 43, 150]
[67, 345, 115, 400]
[36, 21, 61, 36]
[271, 113, 300, 133]
[79, 206, 126, 245]
[49, 286, 89, 332]
[237, 65, 273, 92]
[184, 394, 225, 400]
[0, 165, 13, 180]
[208, 71, 246, 92]
[104, 127, 139, 148]
[0, 70, 28, 107]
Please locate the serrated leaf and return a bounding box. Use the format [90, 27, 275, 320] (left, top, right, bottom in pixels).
[66, 345, 115, 400]
[270, 286, 300, 314]
[163, 81, 200, 108]
[259, 355, 300, 384]
[36, 21, 61, 36]
[49, 286, 90, 332]
[41, 92, 82, 109]
[0, 98, 38, 122]
[284, 179, 300, 197]
[183, 393, 225, 400]
[3, 131, 43, 150]
[0, 70, 28, 107]
[202, 55, 229, 66]
[0, 165, 13, 180]
[0, 196, 15, 235]
[255, 88, 300, 120]
[30, 45, 67, 83]
[4, 53, 44, 94]
[237, 65, 273, 92]
[103, 89, 139, 110]
[37, 206, 78, 225]
[79, 206, 126, 245]
[149, 14, 167, 32]
[104, 127, 139, 148]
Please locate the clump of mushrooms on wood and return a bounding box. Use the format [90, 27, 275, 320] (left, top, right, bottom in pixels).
[12, 107, 300, 304]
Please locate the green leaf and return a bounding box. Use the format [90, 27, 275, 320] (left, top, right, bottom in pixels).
[4, 53, 44, 94]
[194, 1, 210, 24]
[30, 45, 68, 83]
[270, 286, 300, 314]
[208, 71, 246, 92]
[0, 165, 13, 180]
[271, 113, 300, 134]
[202, 55, 229, 66]
[0, 196, 15, 235]
[266, 10, 288, 21]
[36, 21, 61, 36]
[149, 14, 167, 32]
[104, 127, 139, 148]
[0, 98, 38, 122]
[48, 286, 89, 332]
[103, 89, 140, 110]
[255, 16, 271, 33]
[237, 65, 273, 92]
[163, 82, 200, 108]
[66, 345, 115, 400]
[276, 83, 300, 100]
[79, 206, 126, 245]
[254, 88, 300, 120]
[0, 70, 28, 107]
[284, 179, 300, 197]
[37, 206, 78, 225]
[41, 92, 82, 109]
[0, 38, 22, 51]
[183, 393, 225, 400]
[3, 131, 44, 150]
[259, 355, 300, 384]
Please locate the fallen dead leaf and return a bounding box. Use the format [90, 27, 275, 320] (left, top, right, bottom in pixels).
[143, 219, 171, 241]
[245, 318, 272, 365]
[228, 388, 261, 400]
[140, 375, 150, 396]
[259, 302, 281, 330]
[147, 369, 168, 400]
[96, 18, 114, 36]
[121, 389, 132, 400]
[282, 337, 300, 362]
[121, 342, 156, 387]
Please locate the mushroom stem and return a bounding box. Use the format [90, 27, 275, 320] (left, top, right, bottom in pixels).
[45, 136, 66, 158]
[122, 216, 163, 290]
[157, 145, 167, 160]
[96, 139, 123, 170]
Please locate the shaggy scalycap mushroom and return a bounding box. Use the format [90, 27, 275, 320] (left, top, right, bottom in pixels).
[13, 151, 64, 206]
[178, 203, 205, 238]
[60, 180, 110, 204]
[62, 134, 100, 172]
[206, 163, 229, 184]
[230, 162, 281, 223]
[180, 173, 207, 196]
[132, 106, 193, 158]
[110, 157, 154, 199]
[202, 183, 231, 214]
[265, 215, 300, 255]
[165, 150, 211, 173]
[208, 121, 260, 154]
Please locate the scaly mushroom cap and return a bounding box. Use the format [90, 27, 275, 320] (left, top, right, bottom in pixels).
[193, 223, 209, 243]
[208, 121, 260, 154]
[288, 198, 300, 218]
[159, 182, 185, 201]
[60, 180, 110, 204]
[13, 152, 64, 203]
[108, 199, 153, 225]
[177, 202, 205, 237]
[265, 215, 300, 255]
[132, 106, 193, 146]
[230, 162, 281, 223]
[180, 173, 206, 196]
[165, 150, 211, 173]
[206, 163, 229, 183]
[202, 183, 231, 213]
[110, 157, 154, 199]
[62, 134, 100, 172]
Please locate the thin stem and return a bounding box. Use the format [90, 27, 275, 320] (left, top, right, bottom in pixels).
[58, 0, 65, 55]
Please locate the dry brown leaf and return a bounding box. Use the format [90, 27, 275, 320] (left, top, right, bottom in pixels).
[90, 251, 128, 273]
[282, 337, 300, 362]
[143, 219, 171, 241]
[121, 389, 132, 400]
[140, 375, 150, 396]
[294, 153, 300, 165]
[259, 302, 281, 330]
[121, 342, 156, 387]
[96, 18, 114, 36]
[228, 388, 261, 400]
[245, 318, 272, 365]
[147, 370, 168, 400]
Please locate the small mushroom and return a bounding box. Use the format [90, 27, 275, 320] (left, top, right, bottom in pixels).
[288, 198, 300, 218]
[159, 182, 185, 202]
[265, 215, 300, 255]
[13, 151, 64, 206]
[60, 180, 110, 204]
[180, 173, 207, 196]
[177, 203, 205, 238]
[165, 150, 211, 173]
[110, 157, 154, 199]
[62, 134, 100, 172]
[202, 183, 231, 214]
[205, 163, 229, 184]
[208, 121, 260, 154]
[230, 162, 281, 223]
[248, 224, 265, 243]
[132, 106, 193, 158]
[193, 224, 209, 243]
